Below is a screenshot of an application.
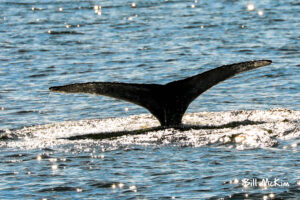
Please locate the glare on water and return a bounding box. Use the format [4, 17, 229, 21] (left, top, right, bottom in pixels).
[0, 0, 299, 199]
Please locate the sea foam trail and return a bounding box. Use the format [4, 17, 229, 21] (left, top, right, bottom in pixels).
[1, 108, 299, 150]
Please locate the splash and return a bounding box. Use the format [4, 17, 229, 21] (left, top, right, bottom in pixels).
[0, 109, 299, 150]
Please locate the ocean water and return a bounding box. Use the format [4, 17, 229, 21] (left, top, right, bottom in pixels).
[0, 0, 299, 199]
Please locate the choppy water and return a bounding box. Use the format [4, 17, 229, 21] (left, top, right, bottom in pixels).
[0, 0, 299, 199]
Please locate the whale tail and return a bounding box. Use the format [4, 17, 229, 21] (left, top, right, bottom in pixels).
[50, 60, 272, 126]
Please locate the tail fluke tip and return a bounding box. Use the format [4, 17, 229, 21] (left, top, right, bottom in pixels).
[254, 60, 272, 67]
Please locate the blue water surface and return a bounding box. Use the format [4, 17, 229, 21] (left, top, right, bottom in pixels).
[0, 0, 299, 199]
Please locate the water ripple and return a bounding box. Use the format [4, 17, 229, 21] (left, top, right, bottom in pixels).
[1, 0, 299, 199]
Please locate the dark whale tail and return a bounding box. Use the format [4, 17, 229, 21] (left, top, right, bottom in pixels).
[50, 60, 272, 126]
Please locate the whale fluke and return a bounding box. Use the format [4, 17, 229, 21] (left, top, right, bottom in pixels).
[50, 60, 272, 126]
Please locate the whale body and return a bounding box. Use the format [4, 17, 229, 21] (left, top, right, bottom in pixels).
[50, 60, 272, 126]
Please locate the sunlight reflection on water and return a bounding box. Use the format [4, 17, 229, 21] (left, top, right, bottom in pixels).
[0, 0, 299, 199]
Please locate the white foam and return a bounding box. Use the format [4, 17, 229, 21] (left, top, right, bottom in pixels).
[1, 109, 299, 150]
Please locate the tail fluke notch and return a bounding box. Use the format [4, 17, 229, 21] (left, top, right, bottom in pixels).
[50, 60, 272, 126]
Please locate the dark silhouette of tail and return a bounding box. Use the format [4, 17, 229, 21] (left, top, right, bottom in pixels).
[50, 60, 272, 126]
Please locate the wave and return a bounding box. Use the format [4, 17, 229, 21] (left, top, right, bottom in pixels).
[1, 108, 299, 150]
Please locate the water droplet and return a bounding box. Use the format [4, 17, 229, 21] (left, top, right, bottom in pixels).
[235, 135, 245, 143]
[1, 107, 4, 111]
[233, 178, 239, 184]
[118, 183, 124, 188]
[191, 4, 195, 8]
[51, 164, 58, 170]
[48, 30, 52, 34]
[263, 195, 268, 200]
[49, 158, 57, 162]
[94, 5, 101, 10]
[37, 155, 42, 160]
[66, 25, 70, 29]
[258, 10, 264, 16]
[269, 193, 275, 198]
[291, 143, 297, 148]
[94, 5, 102, 15]
[76, 188, 82, 192]
[125, 107, 129, 112]
[224, 136, 231, 143]
[247, 3, 255, 11]
[129, 185, 137, 192]
[95, 10, 102, 15]
[131, 2, 137, 8]
[59, 7, 63, 12]
[111, 184, 116, 189]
